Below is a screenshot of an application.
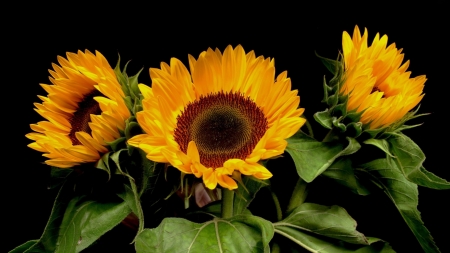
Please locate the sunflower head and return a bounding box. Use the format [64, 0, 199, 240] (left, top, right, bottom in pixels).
[128, 45, 305, 190]
[315, 26, 425, 136]
[26, 50, 131, 168]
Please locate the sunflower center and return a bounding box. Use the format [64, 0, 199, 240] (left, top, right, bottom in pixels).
[69, 89, 102, 145]
[174, 92, 268, 168]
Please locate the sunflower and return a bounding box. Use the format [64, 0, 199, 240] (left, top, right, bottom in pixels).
[341, 26, 425, 129]
[26, 50, 130, 168]
[128, 45, 305, 190]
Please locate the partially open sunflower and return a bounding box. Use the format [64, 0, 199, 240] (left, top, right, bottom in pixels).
[26, 50, 130, 168]
[128, 45, 305, 190]
[341, 26, 425, 129]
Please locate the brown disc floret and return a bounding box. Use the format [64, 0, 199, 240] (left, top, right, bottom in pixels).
[174, 92, 268, 168]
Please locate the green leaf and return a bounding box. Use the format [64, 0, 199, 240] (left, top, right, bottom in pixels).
[388, 133, 450, 189]
[234, 176, 269, 215]
[321, 158, 370, 195]
[9, 240, 39, 253]
[138, 149, 159, 196]
[197, 201, 223, 218]
[117, 183, 141, 222]
[286, 131, 361, 182]
[135, 215, 274, 253]
[56, 196, 131, 253]
[274, 227, 395, 253]
[73, 199, 131, 252]
[24, 180, 131, 253]
[275, 203, 368, 245]
[360, 159, 441, 253]
[25, 179, 76, 253]
[111, 148, 150, 235]
[118, 178, 145, 238]
[363, 139, 395, 157]
[48, 167, 73, 189]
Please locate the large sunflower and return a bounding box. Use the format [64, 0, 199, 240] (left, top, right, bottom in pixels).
[128, 45, 305, 190]
[26, 50, 130, 168]
[341, 26, 425, 129]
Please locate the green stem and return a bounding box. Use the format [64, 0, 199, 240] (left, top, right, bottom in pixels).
[184, 178, 190, 209]
[286, 178, 308, 213]
[271, 190, 283, 221]
[221, 188, 234, 218]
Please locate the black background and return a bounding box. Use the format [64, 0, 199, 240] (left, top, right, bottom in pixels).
[5, 4, 449, 253]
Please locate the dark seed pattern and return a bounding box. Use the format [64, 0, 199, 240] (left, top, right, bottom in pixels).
[174, 92, 268, 168]
[69, 89, 102, 145]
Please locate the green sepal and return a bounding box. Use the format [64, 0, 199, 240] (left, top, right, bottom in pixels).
[107, 137, 127, 153]
[316, 51, 342, 76]
[314, 109, 333, 129]
[314, 53, 367, 138]
[95, 152, 112, 180]
[125, 121, 143, 140]
[113, 54, 144, 115]
[128, 68, 144, 98]
[316, 53, 385, 138]
[384, 105, 429, 134]
[114, 54, 131, 97]
[361, 105, 428, 139]
[321, 76, 333, 103]
[123, 96, 134, 114]
[135, 215, 274, 253]
[386, 133, 450, 189]
[327, 93, 340, 108]
[359, 159, 441, 253]
[346, 122, 363, 137]
[286, 131, 361, 182]
[110, 149, 129, 176]
[363, 127, 387, 139]
[332, 116, 347, 132]
[333, 96, 348, 116]
[346, 110, 364, 124]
